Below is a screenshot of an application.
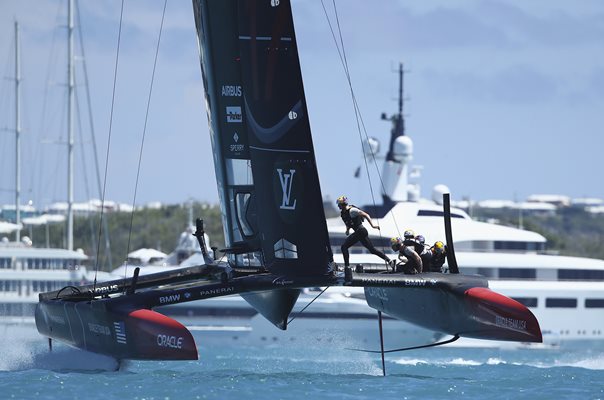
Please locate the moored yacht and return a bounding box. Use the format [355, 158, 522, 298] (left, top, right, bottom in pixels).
[0, 239, 112, 326]
[0, 10, 116, 334]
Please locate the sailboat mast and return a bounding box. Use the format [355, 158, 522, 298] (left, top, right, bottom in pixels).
[14, 21, 21, 242]
[67, 0, 75, 250]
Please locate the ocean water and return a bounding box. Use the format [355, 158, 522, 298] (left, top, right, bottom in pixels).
[1, 330, 603, 400]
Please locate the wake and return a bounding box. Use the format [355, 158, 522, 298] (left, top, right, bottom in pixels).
[392, 351, 604, 371]
[0, 325, 119, 372]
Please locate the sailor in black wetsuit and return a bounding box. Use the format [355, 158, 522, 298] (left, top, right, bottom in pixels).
[336, 196, 391, 268]
[415, 234, 433, 269]
[429, 241, 447, 272]
[391, 231, 423, 274]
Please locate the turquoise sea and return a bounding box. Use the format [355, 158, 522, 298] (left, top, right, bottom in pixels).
[1, 329, 603, 400]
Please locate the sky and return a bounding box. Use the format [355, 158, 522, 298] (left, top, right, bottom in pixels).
[1, 0, 603, 210]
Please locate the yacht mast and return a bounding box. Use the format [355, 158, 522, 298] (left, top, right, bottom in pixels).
[381, 62, 412, 203]
[397, 63, 405, 134]
[385, 63, 406, 161]
[14, 21, 21, 242]
[67, 0, 75, 250]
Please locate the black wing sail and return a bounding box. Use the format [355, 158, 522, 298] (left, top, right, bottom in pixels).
[192, 1, 257, 267]
[193, 0, 332, 276]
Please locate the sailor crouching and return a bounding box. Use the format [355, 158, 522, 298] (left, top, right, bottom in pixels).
[415, 234, 433, 270]
[429, 241, 447, 272]
[390, 232, 423, 274]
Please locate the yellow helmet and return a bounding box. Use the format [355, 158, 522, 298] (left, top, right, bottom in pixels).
[390, 237, 402, 251]
[433, 241, 445, 253]
[336, 196, 348, 206]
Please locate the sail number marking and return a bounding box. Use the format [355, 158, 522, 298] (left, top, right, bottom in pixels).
[495, 315, 527, 331]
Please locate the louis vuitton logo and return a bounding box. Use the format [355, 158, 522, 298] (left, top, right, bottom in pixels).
[277, 168, 297, 210]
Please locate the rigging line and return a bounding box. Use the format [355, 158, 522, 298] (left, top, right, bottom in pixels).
[332, 0, 382, 214]
[339, 73, 402, 235]
[34, 0, 63, 207]
[93, 0, 125, 293]
[321, 1, 390, 253]
[123, 0, 168, 285]
[76, 0, 112, 270]
[74, 88, 92, 207]
[332, 0, 350, 77]
[323, 1, 401, 239]
[74, 85, 98, 262]
[0, 40, 14, 188]
[350, 92, 402, 238]
[0, 34, 13, 106]
[319, 2, 376, 208]
[287, 286, 330, 325]
[20, 77, 35, 204]
[43, 96, 68, 204]
[332, 0, 382, 237]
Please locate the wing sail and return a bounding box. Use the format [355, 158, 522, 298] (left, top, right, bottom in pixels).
[192, 0, 332, 276]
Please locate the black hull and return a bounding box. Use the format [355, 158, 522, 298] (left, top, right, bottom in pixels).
[35, 268, 542, 360]
[359, 272, 542, 343]
[35, 301, 197, 361]
[34, 270, 335, 359]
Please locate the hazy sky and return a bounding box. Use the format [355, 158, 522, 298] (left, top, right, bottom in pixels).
[1, 0, 603, 209]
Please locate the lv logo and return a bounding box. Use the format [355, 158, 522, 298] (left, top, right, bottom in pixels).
[277, 168, 297, 210]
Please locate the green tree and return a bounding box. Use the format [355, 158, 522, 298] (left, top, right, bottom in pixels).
[30, 202, 225, 271]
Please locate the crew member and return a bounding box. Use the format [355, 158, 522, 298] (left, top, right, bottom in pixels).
[402, 229, 419, 251]
[415, 234, 433, 269]
[429, 241, 447, 272]
[337, 196, 391, 268]
[390, 236, 423, 274]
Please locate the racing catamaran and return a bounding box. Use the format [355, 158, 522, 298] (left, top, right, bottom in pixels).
[34, 0, 541, 362]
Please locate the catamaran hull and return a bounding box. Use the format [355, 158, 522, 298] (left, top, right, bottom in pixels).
[362, 273, 542, 343]
[35, 301, 197, 361]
